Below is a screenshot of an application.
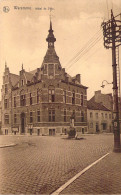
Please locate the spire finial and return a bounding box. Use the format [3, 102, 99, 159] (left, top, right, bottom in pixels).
[49, 9, 52, 31]
[22, 63, 23, 70]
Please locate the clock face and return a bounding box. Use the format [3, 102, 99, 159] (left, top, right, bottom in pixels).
[49, 42, 53, 46]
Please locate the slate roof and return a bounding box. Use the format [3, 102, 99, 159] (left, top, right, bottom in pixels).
[87, 100, 110, 111]
[10, 73, 19, 86]
[25, 72, 34, 81]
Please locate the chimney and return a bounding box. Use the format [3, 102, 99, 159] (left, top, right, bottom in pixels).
[76, 74, 81, 83]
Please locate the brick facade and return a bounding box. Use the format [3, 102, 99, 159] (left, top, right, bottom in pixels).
[1, 21, 88, 136]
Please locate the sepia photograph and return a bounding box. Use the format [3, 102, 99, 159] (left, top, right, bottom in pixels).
[0, 0, 121, 194]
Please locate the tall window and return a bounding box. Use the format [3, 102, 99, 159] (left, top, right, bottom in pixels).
[72, 91, 75, 104]
[20, 95, 26, 106]
[109, 114, 112, 119]
[21, 80, 24, 86]
[90, 112, 93, 118]
[37, 110, 40, 122]
[63, 91, 66, 103]
[95, 113, 98, 119]
[81, 93, 83, 106]
[30, 112, 33, 123]
[5, 84, 8, 94]
[72, 110, 75, 118]
[48, 109, 55, 122]
[49, 89, 55, 102]
[4, 99, 8, 109]
[105, 113, 108, 119]
[64, 109, 66, 122]
[81, 111, 84, 122]
[101, 113, 104, 119]
[30, 93, 32, 105]
[4, 114, 9, 124]
[14, 97, 16, 107]
[14, 114, 17, 124]
[37, 89, 39, 104]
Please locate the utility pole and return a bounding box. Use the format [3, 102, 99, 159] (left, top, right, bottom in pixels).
[102, 10, 121, 152]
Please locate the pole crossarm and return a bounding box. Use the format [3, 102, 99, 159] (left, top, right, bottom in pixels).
[102, 11, 121, 49]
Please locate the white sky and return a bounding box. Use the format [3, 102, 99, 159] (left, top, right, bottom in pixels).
[0, 0, 121, 100]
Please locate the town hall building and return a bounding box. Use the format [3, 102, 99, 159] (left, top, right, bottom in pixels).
[1, 21, 88, 136]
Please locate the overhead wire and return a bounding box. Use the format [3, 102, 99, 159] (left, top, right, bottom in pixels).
[63, 28, 102, 68]
[66, 33, 103, 70]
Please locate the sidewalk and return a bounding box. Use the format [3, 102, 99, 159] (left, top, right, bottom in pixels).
[0, 143, 17, 148]
[0, 135, 17, 148]
[60, 151, 121, 194]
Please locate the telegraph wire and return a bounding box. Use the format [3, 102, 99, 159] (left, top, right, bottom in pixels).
[66, 33, 103, 70]
[63, 28, 102, 68]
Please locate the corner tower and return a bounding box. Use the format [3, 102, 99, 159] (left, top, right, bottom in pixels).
[41, 20, 62, 79]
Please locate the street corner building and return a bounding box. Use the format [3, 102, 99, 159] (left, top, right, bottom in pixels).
[1, 21, 88, 136]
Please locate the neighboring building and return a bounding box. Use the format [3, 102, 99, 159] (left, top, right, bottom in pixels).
[90, 90, 113, 111]
[0, 101, 2, 134]
[1, 21, 88, 136]
[87, 100, 112, 133]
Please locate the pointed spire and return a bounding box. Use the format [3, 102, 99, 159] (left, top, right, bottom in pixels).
[49, 9, 52, 31]
[22, 63, 23, 70]
[50, 20, 52, 31]
[46, 19, 56, 47]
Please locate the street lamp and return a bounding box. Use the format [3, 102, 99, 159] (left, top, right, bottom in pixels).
[101, 80, 113, 88]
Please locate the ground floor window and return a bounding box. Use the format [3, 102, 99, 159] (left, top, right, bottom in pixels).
[90, 123, 93, 128]
[5, 129, 8, 135]
[102, 123, 107, 131]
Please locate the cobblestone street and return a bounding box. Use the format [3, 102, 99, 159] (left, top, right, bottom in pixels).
[0, 134, 117, 194]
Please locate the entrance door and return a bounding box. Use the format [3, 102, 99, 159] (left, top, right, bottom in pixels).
[49, 129, 55, 136]
[30, 129, 32, 135]
[21, 113, 25, 134]
[96, 123, 99, 133]
[37, 129, 40, 136]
